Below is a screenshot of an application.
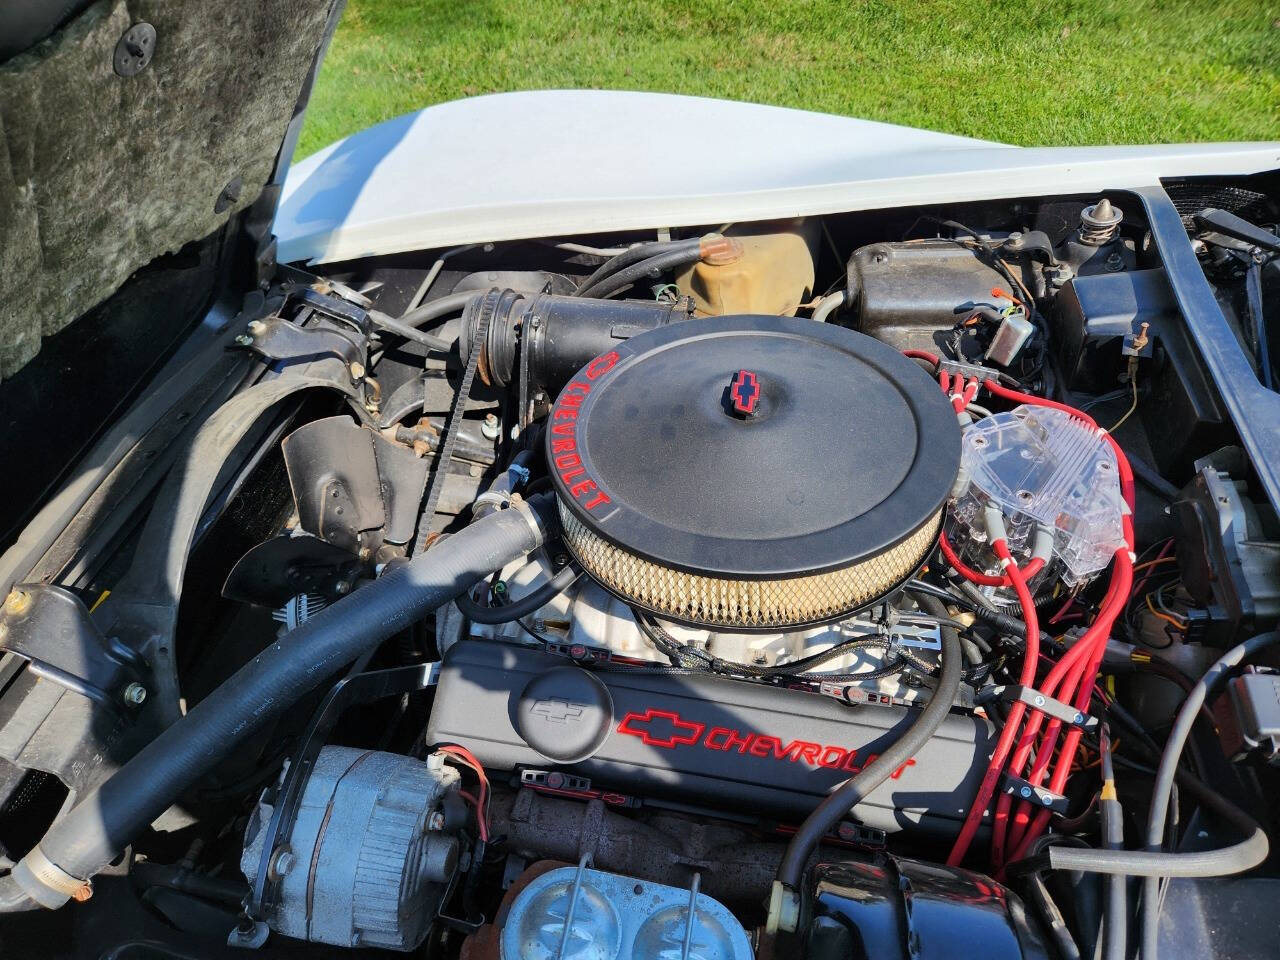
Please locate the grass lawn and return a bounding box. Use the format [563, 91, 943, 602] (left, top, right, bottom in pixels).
[297, 0, 1280, 159]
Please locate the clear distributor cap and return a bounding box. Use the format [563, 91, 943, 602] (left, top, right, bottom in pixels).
[951, 405, 1129, 586]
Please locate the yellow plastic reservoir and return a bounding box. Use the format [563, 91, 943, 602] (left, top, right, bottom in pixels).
[677, 220, 818, 317]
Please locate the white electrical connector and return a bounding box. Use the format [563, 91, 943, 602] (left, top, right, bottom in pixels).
[985, 310, 1035, 366]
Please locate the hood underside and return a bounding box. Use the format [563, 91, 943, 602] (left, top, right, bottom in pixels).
[0, 0, 336, 381]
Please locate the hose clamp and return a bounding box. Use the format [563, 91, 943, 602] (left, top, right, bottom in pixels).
[472, 490, 512, 513]
[509, 495, 548, 547]
[11, 846, 86, 908]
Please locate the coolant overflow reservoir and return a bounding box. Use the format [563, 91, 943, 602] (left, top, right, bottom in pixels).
[677, 219, 818, 316]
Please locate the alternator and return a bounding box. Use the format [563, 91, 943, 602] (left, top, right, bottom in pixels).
[241, 746, 462, 951]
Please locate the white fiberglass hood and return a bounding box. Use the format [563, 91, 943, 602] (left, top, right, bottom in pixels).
[276, 89, 1280, 265]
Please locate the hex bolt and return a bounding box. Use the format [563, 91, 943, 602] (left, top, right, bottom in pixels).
[270, 848, 296, 878]
[425, 753, 445, 773]
[334, 580, 351, 596]
[1105, 252, 1124, 272]
[349, 361, 366, 381]
[427, 811, 446, 831]
[234, 334, 254, 347]
[1034, 695, 1045, 707]
[4, 589, 32, 615]
[71, 882, 94, 903]
[123, 683, 148, 706]
[481, 413, 501, 441]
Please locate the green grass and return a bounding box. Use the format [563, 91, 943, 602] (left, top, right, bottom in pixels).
[297, 0, 1280, 159]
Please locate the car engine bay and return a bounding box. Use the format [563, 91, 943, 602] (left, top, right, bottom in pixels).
[3, 182, 1280, 960]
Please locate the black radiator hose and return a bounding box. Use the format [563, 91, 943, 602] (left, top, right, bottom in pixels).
[0, 496, 552, 911]
[769, 594, 964, 930]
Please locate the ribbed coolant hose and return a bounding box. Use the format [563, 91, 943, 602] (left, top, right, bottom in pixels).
[770, 589, 964, 928]
[0, 496, 553, 911]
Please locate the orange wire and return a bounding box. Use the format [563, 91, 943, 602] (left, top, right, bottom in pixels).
[1144, 594, 1186, 631]
[437, 744, 492, 842]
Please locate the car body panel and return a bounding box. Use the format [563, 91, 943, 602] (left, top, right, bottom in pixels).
[276, 89, 1280, 265]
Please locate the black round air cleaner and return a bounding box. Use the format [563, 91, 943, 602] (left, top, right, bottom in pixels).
[546, 315, 961, 629]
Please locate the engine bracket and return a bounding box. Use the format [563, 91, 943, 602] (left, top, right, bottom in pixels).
[979, 684, 1097, 731]
[999, 774, 1069, 815]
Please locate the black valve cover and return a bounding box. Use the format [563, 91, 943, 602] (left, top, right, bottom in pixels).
[425, 641, 991, 836]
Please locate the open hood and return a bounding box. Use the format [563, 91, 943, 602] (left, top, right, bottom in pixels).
[276, 90, 1280, 267]
[0, 0, 343, 382]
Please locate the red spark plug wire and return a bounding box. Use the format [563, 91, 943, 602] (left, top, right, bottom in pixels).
[932, 364, 1137, 869]
[947, 538, 1040, 865]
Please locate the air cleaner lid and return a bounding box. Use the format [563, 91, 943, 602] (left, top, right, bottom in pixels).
[547, 315, 960, 579]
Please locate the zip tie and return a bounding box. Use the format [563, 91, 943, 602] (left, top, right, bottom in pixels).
[998, 556, 1014, 569]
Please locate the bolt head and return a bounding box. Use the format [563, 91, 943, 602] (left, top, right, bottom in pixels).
[123, 683, 147, 706]
[334, 581, 351, 596]
[1041, 796, 1053, 806]
[271, 848, 296, 878]
[1020, 786, 1033, 798]
[234, 334, 254, 347]
[349, 361, 366, 381]
[427, 811, 446, 831]
[3, 591, 31, 619]
[1034, 695, 1045, 707]
[71, 882, 93, 903]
